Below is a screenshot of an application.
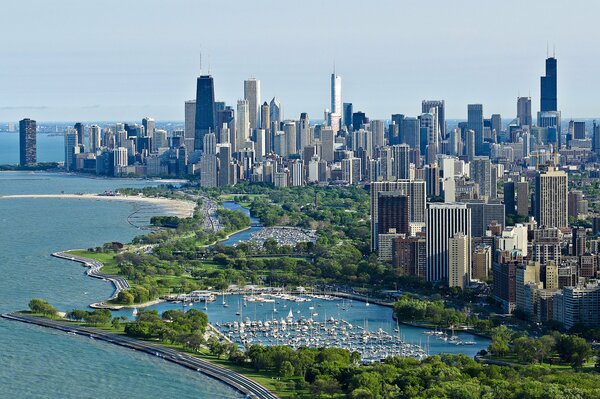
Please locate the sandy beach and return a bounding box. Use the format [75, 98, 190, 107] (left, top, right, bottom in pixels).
[0, 193, 196, 218]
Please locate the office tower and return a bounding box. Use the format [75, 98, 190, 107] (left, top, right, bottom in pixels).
[465, 129, 476, 161]
[370, 120, 385, 149]
[74, 122, 85, 148]
[391, 144, 410, 180]
[388, 121, 400, 146]
[216, 106, 235, 145]
[330, 72, 342, 132]
[467, 104, 484, 155]
[19, 118, 37, 165]
[244, 78, 260, 130]
[426, 203, 471, 283]
[113, 147, 128, 174]
[64, 129, 78, 171]
[236, 99, 250, 153]
[343, 103, 353, 130]
[254, 129, 266, 160]
[260, 101, 270, 131]
[299, 113, 311, 150]
[470, 156, 492, 198]
[270, 97, 282, 125]
[194, 75, 216, 151]
[572, 227, 587, 257]
[464, 200, 505, 237]
[321, 128, 335, 162]
[425, 163, 440, 198]
[273, 131, 286, 157]
[352, 111, 366, 131]
[448, 233, 470, 289]
[142, 117, 155, 138]
[152, 129, 168, 152]
[419, 113, 436, 151]
[515, 261, 541, 314]
[491, 114, 501, 137]
[377, 193, 410, 235]
[534, 167, 568, 229]
[283, 121, 297, 156]
[568, 190, 588, 219]
[517, 97, 532, 127]
[516, 180, 529, 217]
[569, 120, 585, 140]
[541, 56, 557, 112]
[446, 128, 460, 156]
[86, 125, 100, 153]
[504, 181, 516, 215]
[593, 121, 600, 155]
[400, 117, 420, 150]
[184, 100, 196, 145]
[200, 133, 218, 188]
[422, 100, 445, 138]
[341, 157, 361, 184]
[370, 180, 426, 250]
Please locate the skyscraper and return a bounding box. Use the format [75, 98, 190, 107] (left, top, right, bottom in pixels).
[343, 103, 353, 130]
[142, 117, 155, 138]
[235, 99, 250, 153]
[426, 203, 471, 283]
[377, 193, 410, 235]
[88, 124, 101, 153]
[534, 167, 568, 229]
[19, 118, 36, 165]
[422, 100, 445, 138]
[370, 120, 385, 149]
[184, 100, 196, 147]
[370, 180, 426, 250]
[244, 78, 260, 131]
[470, 156, 492, 199]
[74, 122, 85, 148]
[448, 233, 470, 289]
[517, 97, 532, 127]
[194, 75, 216, 152]
[467, 104, 484, 155]
[541, 56, 557, 112]
[330, 72, 342, 132]
[391, 144, 410, 180]
[269, 97, 282, 126]
[64, 128, 78, 171]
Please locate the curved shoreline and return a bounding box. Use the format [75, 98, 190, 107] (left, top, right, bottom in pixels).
[1, 312, 278, 399]
[0, 193, 196, 218]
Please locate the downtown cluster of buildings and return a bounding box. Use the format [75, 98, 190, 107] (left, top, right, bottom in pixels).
[14, 54, 600, 329]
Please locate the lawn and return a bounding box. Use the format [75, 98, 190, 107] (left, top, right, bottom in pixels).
[67, 250, 120, 274]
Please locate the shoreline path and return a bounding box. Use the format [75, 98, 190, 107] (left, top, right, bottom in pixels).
[1, 312, 278, 399]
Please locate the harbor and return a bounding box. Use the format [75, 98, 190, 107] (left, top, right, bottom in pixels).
[115, 292, 490, 361]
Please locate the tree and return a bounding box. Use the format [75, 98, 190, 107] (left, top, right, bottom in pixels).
[489, 326, 511, 356]
[280, 361, 295, 377]
[310, 376, 341, 398]
[28, 298, 58, 316]
[555, 334, 593, 367]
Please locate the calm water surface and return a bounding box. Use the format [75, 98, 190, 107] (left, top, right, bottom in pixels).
[0, 172, 242, 399]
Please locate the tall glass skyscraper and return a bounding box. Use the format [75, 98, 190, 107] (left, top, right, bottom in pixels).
[467, 104, 484, 155]
[194, 75, 215, 151]
[541, 57, 557, 112]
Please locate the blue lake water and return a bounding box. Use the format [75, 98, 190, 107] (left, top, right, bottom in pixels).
[0, 133, 64, 164]
[0, 172, 242, 399]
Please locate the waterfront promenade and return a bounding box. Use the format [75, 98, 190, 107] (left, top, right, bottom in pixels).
[51, 251, 129, 308]
[1, 312, 279, 399]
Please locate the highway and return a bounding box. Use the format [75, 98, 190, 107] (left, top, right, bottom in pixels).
[2, 312, 279, 399]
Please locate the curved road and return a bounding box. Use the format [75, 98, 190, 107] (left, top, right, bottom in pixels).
[2, 312, 278, 399]
[51, 251, 129, 302]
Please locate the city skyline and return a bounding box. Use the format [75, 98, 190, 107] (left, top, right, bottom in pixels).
[2, 0, 600, 121]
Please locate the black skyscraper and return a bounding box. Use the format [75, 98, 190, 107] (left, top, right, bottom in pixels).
[194, 75, 216, 151]
[19, 118, 37, 165]
[343, 103, 353, 130]
[541, 57, 557, 112]
[74, 122, 84, 147]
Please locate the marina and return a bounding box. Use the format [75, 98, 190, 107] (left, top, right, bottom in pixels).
[115, 293, 490, 361]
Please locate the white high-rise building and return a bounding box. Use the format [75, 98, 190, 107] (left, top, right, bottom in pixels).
[283, 121, 297, 156]
[244, 78, 260, 130]
[370, 120, 385, 149]
[113, 147, 128, 175]
[320, 128, 335, 162]
[255, 129, 266, 159]
[426, 203, 471, 283]
[330, 72, 342, 132]
[236, 99, 250, 153]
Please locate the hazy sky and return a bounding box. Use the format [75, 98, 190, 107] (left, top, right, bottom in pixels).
[1, 0, 599, 122]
